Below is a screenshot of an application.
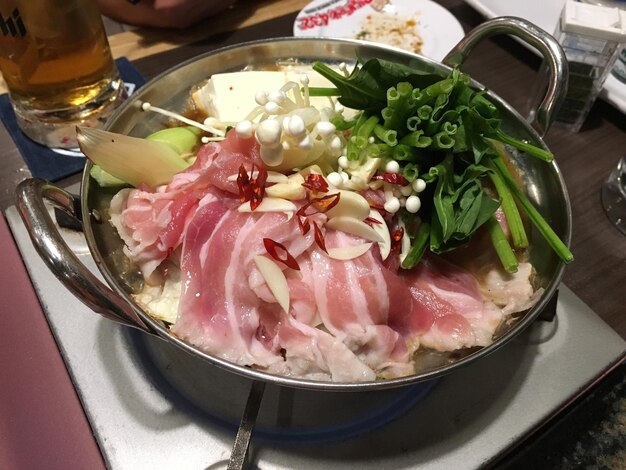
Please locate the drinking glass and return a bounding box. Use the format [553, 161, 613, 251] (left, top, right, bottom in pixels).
[601, 156, 626, 235]
[0, 0, 125, 148]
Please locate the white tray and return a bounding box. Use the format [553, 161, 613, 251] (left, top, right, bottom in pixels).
[464, 0, 626, 114]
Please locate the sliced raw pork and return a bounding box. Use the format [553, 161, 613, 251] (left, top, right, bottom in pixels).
[110, 131, 541, 383]
[109, 130, 260, 279]
[403, 256, 503, 352]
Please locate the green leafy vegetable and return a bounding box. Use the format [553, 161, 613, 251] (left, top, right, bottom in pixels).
[485, 216, 519, 273]
[485, 157, 528, 249]
[312, 57, 571, 270]
[490, 146, 573, 263]
[311, 59, 441, 111]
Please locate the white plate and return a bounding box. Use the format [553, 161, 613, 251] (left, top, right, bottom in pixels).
[293, 0, 465, 62]
[463, 0, 626, 114]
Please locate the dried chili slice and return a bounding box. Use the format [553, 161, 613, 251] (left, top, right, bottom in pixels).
[296, 193, 341, 218]
[312, 192, 340, 212]
[364, 216, 383, 226]
[297, 215, 311, 235]
[250, 164, 268, 211]
[263, 238, 300, 271]
[302, 173, 329, 193]
[237, 164, 252, 203]
[313, 222, 327, 253]
[237, 163, 268, 210]
[390, 227, 404, 256]
[294, 193, 340, 242]
[372, 172, 410, 186]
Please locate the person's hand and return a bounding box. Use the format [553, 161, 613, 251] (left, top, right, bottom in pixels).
[97, 0, 236, 29]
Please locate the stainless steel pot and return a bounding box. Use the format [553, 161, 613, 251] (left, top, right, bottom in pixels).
[16, 18, 571, 393]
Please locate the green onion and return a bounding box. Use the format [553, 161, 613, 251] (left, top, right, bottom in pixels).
[399, 130, 432, 148]
[407, 116, 421, 131]
[493, 129, 554, 162]
[373, 124, 398, 146]
[384, 82, 416, 130]
[414, 78, 454, 108]
[417, 105, 433, 121]
[485, 216, 519, 273]
[401, 222, 431, 269]
[367, 143, 391, 158]
[485, 157, 529, 249]
[356, 115, 380, 139]
[431, 132, 455, 150]
[392, 144, 416, 161]
[492, 157, 573, 263]
[402, 163, 420, 181]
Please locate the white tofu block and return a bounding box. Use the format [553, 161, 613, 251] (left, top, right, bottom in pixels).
[191, 68, 357, 124]
[192, 71, 286, 123]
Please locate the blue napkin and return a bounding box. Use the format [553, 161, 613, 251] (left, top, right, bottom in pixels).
[0, 57, 146, 182]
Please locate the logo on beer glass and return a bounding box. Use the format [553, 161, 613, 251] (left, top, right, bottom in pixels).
[0, 8, 26, 38]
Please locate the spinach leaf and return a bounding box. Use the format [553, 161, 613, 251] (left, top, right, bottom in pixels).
[311, 60, 441, 111]
[310, 57, 567, 270]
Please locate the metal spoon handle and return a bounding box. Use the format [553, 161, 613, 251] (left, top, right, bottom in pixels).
[227, 380, 266, 470]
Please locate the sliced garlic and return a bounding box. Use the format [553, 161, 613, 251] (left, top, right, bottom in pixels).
[326, 216, 384, 243]
[299, 164, 324, 176]
[367, 209, 392, 260]
[326, 243, 372, 260]
[238, 197, 297, 213]
[399, 219, 411, 263]
[265, 173, 306, 200]
[253, 255, 290, 313]
[323, 190, 371, 221]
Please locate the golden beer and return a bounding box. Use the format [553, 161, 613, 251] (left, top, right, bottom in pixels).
[0, 0, 124, 147]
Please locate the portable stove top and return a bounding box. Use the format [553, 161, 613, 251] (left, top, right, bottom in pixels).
[5, 206, 625, 469]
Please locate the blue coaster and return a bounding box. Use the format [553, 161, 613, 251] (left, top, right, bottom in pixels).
[0, 57, 146, 182]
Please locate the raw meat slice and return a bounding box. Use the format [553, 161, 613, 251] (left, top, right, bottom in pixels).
[404, 256, 503, 351]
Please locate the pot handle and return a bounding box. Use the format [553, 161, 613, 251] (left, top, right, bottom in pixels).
[442, 16, 568, 137]
[16, 178, 155, 334]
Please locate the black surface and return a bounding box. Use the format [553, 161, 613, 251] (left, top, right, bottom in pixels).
[494, 360, 626, 469]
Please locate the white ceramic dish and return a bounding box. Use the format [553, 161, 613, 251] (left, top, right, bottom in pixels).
[464, 0, 626, 114]
[293, 0, 465, 62]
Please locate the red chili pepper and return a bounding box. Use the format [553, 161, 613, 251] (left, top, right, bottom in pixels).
[296, 193, 341, 219]
[250, 164, 267, 211]
[237, 164, 251, 203]
[263, 238, 300, 271]
[302, 173, 329, 193]
[364, 216, 383, 226]
[295, 193, 340, 242]
[313, 222, 327, 253]
[296, 201, 313, 218]
[390, 227, 404, 255]
[372, 172, 410, 186]
[313, 192, 341, 212]
[297, 215, 311, 235]
[237, 164, 268, 210]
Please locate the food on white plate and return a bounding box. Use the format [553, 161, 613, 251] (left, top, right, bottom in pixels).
[355, 11, 424, 54]
[79, 58, 572, 382]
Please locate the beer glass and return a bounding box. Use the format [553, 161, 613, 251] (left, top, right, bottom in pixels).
[0, 0, 124, 148]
